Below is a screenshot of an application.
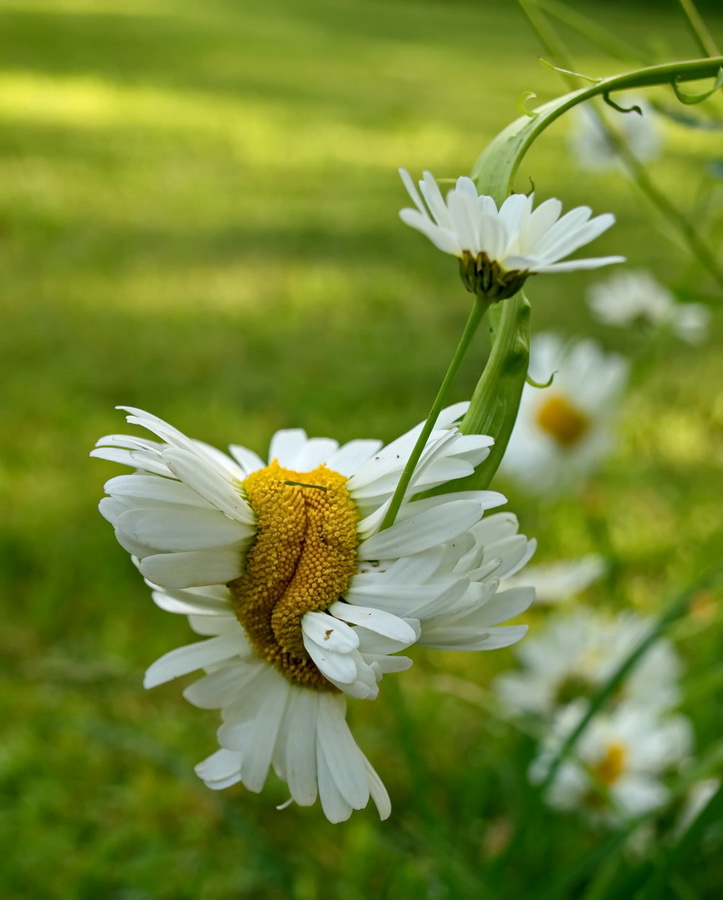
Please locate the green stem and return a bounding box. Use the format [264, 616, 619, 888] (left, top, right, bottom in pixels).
[535, 0, 652, 65]
[512, 5, 723, 286]
[677, 0, 721, 57]
[379, 295, 489, 529]
[459, 291, 531, 490]
[597, 109, 723, 289]
[472, 56, 723, 203]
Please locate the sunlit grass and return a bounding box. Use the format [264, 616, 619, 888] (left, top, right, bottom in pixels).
[1, 0, 721, 897]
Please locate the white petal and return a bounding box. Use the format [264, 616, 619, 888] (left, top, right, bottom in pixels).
[103, 474, 210, 507]
[328, 601, 419, 645]
[163, 448, 254, 524]
[144, 634, 246, 688]
[359, 499, 485, 559]
[302, 611, 360, 653]
[363, 756, 391, 820]
[195, 749, 243, 789]
[151, 585, 233, 616]
[268, 429, 308, 467]
[228, 444, 265, 475]
[139, 547, 243, 588]
[117, 507, 250, 552]
[284, 689, 320, 806]
[302, 634, 359, 685]
[183, 662, 249, 709]
[326, 440, 383, 477]
[242, 677, 290, 792]
[316, 694, 370, 809]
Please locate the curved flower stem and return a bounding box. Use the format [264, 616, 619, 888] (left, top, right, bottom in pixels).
[516, 0, 723, 288]
[379, 295, 489, 530]
[472, 56, 723, 203]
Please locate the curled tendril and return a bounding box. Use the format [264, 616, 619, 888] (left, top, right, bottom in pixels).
[518, 91, 539, 118]
[672, 67, 723, 105]
[603, 92, 643, 115]
[526, 369, 556, 389]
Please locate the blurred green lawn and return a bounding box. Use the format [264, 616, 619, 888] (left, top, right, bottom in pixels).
[1, 1, 721, 897]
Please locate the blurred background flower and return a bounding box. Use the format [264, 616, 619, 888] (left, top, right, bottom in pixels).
[569, 96, 662, 173]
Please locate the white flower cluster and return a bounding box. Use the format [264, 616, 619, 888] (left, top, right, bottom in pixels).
[495, 608, 693, 823]
[588, 270, 710, 344]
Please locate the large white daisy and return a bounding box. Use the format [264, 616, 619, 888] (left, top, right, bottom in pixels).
[399, 169, 624, 299]
[93, 404, 535, 822]
[499, 332, 629, 495]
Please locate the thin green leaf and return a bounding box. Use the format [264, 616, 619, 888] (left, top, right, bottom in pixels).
[672, 67, 723, 104]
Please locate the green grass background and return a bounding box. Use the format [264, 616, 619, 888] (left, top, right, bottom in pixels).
[0, 0, 721, 897]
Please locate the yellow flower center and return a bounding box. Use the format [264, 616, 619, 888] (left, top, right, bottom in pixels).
[227, 460, 360, 690]
[535, 393, 590, 447]
[591, 741, 627, 786]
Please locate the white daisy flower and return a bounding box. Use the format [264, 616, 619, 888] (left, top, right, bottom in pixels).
[530, 699, 693, 822]
[499, 332, 629, 495]
[399, 169, 624, 299]
[93, 404, 535, 822]
[494, 608, 683, 720]
[588, 270, 710, 344]
[569, 97, 662, 173]
[504, 555, 606, 605]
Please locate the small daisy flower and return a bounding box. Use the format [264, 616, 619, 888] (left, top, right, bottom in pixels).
[93, 404, 535, 822]
[530, 699, 693, 822]
[588, 270, 710, 344]
[494, 608, 683, 720]
[499, 333, 629, 495]
[504, 555, 605, 605]
[569, 97, 662, 173]
[399, 169, 624, 299]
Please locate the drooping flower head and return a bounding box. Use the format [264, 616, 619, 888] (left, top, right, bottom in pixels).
[499, 332, 629, 495]
[93, 405, 535, 822]
[587, 269, 710, 344]
[399, 169, 624, 299]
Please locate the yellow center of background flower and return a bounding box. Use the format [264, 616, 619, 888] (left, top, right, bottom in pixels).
[228, 460, 360, 690]
[535, 393, 590, 447]
[591, 741, 627, 786]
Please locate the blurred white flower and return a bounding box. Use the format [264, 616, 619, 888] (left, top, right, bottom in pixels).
[588, 270, 710, 344]
[399, 169, 624, 298]
[569, 97, 662, 172]
[494, 608, 683, 719]
[530, 699, 693, 822]
[93, 404, 534, 822]
[504, 555, 605, 605]
[500, 333, 629, 495]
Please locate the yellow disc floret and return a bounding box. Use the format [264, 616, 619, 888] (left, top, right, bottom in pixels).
[591, 741, 627, 786]
[535, 393, 590, 447]
[228, 460, 360, 690]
